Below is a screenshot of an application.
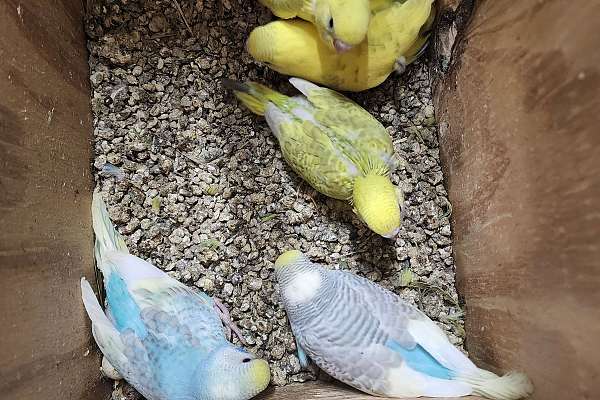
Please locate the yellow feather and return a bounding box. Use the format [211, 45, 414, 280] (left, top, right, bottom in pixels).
[222, 79, 289, 116]
[247, 0, 434, 91]
[353, 174, 401, 238]
[275, 250, 305, 268]
[258, 0, 305, 19]
[249, 359, 271, 389]
[260, 0, 371, 51]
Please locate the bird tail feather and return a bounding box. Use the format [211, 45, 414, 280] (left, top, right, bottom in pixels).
[408, 319, 533, 399]
[92, 191, 128, 269]
[222, 78, 288, 116]
[454, 368, 534, 400]
[80, 277, 128, 376]
[81, 277, 115, 330]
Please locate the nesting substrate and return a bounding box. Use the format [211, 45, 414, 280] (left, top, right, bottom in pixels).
[85, 0, 465, 396]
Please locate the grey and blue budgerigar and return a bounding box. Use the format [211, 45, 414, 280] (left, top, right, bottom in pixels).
[274, 250, 534, 399]
[80, 192, 271, 400]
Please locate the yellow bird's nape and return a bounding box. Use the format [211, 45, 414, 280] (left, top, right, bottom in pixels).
[352, 174, 402, 238]
[274, 250, 306, 269]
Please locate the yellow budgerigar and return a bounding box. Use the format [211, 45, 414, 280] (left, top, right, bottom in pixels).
[258, 0, 371, 52]
[222, 77, 404, 238]
[248, 0, 435, 91]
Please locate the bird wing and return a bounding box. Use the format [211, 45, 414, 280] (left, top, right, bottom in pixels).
[338, 270, 477, 373]
[290, 269, 407, 394]
[296, 269, 474, 397]
[289, 78, 395, 174]
[265, 101, 359, 200]
[368, 0, 434, 60]
[131, 277, 227, 354]
[81, 278, 166, 400]
[99, 251, 226, 351]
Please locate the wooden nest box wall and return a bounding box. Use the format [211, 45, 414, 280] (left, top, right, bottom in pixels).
[0, 1, 598, 400]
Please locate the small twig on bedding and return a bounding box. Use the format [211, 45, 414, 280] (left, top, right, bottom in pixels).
[171, 0, 193, 36]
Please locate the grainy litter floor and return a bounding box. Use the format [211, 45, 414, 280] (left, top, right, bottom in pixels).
[85, 0, 465, 396]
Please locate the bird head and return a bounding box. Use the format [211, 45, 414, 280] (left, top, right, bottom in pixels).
[274, 250, 325, 307]
[352, 174, 403, 238]
[206, 346, 270, 400]
[314, 0, 370, 53]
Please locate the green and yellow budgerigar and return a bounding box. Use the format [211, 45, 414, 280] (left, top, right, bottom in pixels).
[223, 77, 404, 238]
[248, 0, 435, 91]
[258, 0, 371, 52]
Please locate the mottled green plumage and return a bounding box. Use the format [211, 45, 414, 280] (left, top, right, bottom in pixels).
[223, 77, 402, 237]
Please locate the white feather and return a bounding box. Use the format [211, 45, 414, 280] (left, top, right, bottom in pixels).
[81, 277, 115, 330]
[407, 319, 533, 399]
[407, 319, 478, 373]
[101, 356, 123, 380]
[456, 369, 534, 400]
[385, 362, 472, 397]
[283, 270, 322, 305]
[92, 191, 128, 274]
[264, 103, 292, 139]
[290, 105, 318, 125]
[289, 77, 322, 97]
[102, 252, 166, 286]
[92, 192, 168, 286]
[80, 278, 128, 370]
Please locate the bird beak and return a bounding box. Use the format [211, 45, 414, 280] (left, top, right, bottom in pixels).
[333, 39, 353, 53]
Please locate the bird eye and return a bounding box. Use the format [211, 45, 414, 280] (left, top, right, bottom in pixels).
[328, 17, 334, 30]
[242, 358, 251, 363]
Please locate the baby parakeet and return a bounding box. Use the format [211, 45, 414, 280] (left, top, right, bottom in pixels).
[274, 250, 534, 399]
[248, 0, 435, 91]
[258, 0, 371, 52]
[223, 77, 403, 238]
[81, 192, 270, 400]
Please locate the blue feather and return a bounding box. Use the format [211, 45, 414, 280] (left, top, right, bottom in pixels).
[106, 272, 147, 336]
[155, 344, 208, 395]
[386, 339, 452, 379]
[296, 338, 309, 368]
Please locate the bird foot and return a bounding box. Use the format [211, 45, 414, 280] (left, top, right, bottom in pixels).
[394, 56, 408, 75]
[213, 297, 247, 346]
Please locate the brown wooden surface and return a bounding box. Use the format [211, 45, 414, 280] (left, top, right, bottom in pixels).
[430, 0, 474, 82]
[0, 1, 110, 399]
[258, 381, 483, 400]
[1, 0, 598, 399]
[435, 1, 600, 399]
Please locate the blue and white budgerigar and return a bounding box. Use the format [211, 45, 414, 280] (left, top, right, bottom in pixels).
[274, 250, 534, 399]
[80, 192, 271, 400]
